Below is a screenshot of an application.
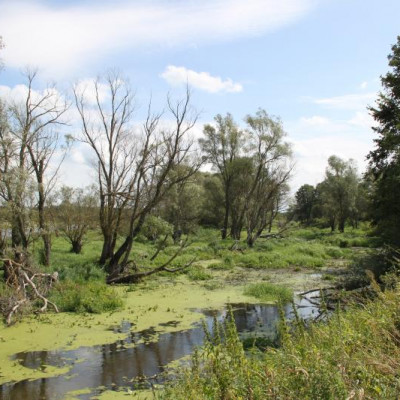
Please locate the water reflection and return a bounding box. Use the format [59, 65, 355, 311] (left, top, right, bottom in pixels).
[0, 294, 320, 400]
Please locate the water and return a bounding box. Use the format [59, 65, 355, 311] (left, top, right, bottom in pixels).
[0, 293, 320, 400]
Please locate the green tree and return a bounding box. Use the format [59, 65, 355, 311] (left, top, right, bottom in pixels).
[294, 184, 316, 225]
[368, 36, 400, 245]
[56, 186, 98, 254]
[318, 156, 359, 232]
[199, 114, 243, 239]
[199, 173, 225, 228]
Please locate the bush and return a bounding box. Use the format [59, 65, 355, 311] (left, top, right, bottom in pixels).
[141, 215, 173, 242]
[187, 266, 213, 281]
[244, 282, 293, 303]
[208, 262, 233, 271]
[50, 281, 123, 313]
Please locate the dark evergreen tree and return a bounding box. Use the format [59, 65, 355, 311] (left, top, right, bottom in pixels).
[368, 36, 400, 245]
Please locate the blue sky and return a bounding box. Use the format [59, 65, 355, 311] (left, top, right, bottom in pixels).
[0, 0, 399, 191]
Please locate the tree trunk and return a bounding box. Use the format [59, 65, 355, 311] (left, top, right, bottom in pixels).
[339, 218, 345, 233]
[38, 177, 51, 267]
[99, 235, 114, 265]
[107, 234, 133, 276]
[71, 240, 82, 254]
[221, 195, 229, 240]
[41, 234, 51, 267]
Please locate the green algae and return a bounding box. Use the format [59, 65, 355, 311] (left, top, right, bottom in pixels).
[93, 389, 155, 399]
[0, 270, 328, 386]
[0, 278, 256, 385]
[64, 387, 93, 400]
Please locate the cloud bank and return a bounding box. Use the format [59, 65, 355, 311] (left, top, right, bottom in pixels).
[0, 0, 317, 77]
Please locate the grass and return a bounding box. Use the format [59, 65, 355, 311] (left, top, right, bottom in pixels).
[49, 280, 123, 313]
[9, 224, 374, 320]
[187, 265, 213, 281]
[31, 225, 373, 281]
[160, 285, 400, 399]
[244, 282, 293, 303]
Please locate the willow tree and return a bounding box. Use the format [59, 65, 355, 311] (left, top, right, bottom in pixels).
[317, 156, 359, 233]
[199, 114, 243, 239]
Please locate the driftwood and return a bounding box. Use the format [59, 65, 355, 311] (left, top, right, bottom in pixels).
[0, 256, 59, 325]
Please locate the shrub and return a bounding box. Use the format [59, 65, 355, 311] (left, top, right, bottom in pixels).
[187, 266, 213, 281]
[141, 215, 173, 242]
[244, 282, 293, 303]
[50, 281, 123, 313]
[208, 262, 233, 271]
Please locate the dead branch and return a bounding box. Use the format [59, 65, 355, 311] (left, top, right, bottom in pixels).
[0, 257, 59, 325]
[107, 238, 195, 284]
[150, 234, 169, 261]
[298, 287, 336, 297]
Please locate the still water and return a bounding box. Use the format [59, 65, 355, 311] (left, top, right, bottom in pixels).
[0, 293, 320, 400]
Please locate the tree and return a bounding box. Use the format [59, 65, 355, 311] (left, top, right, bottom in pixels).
[56, 186, 98, 254]
[240, 110, 292, 246]
[318, 156, 359, 232]
[368, 36, 400, 245]
[74, 71, 136, 265]
[200, 110, 292, 244]
[0, 70, 68, 264]
[199, 173, 225, 228]
[294, 184, 316, 225]
[200, 114, 243, 239]
[159, 168, 204, 242]
[75, 74, 201, 280]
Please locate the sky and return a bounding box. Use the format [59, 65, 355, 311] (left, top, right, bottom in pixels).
[0, 0, 399, 192]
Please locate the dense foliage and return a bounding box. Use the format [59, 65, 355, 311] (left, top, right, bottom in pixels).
[368, 36, 400, 246]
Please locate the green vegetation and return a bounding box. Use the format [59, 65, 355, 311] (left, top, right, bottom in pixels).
[49, 281, 123, 313]
[244, 282, 293, 302]
[161, 286, 400, 399]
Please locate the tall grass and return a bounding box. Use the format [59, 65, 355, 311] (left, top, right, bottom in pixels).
[161, 286, 400, 399]
[244, 282, 293, 303]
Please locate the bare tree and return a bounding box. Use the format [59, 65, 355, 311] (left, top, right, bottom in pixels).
[0, 70, 68, 265]
[74, 73, 201, 281]
[74, 72, 136, 265]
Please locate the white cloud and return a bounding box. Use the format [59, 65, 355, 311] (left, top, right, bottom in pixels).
[348, 111, 375, 129]
[0, 0, 317, 77]
[289, 133, 372, 192]
[299, 116, 330, 126]
[73, 79, 110, 105]
[360, 81, 368, 89]
[314, 93, 376, 110]
[161, 66, 242, 93]
[287, 104, 377, 192]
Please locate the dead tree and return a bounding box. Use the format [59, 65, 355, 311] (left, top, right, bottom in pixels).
[74, 72, 136, 265]
[75, 74, 201, 281]
[1, 70, 68, 265]
[0, 252, 59, 325]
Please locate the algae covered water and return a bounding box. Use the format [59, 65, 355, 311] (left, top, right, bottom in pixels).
[0, 294, 320, 400]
